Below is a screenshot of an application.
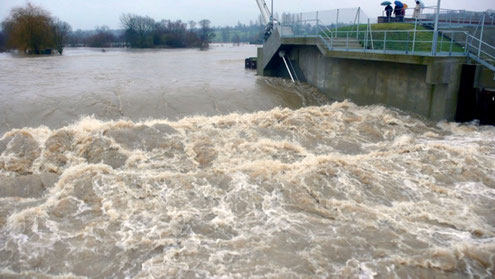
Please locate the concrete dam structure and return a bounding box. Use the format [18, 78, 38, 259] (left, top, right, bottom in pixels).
[257, 9, 495, 124]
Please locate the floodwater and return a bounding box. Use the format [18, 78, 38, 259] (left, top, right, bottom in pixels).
[0, 45, 494, 278]
[0, 45, 324, 136]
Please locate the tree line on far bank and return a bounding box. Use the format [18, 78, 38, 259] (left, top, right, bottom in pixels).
[214, 17, 265, 45]
[119, 14, 214, 49]
[0, 3, 267, 54]
[69, 20, 265, 49]
[0, 3, 216, 54]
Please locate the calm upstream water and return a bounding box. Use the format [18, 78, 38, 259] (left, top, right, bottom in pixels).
[0, 45, 494, 278]
[0, 45, 324, 135]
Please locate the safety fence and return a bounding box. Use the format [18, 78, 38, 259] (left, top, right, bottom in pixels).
[317, 29, 467, 56]
[465, 33, 495, 71]
[280, 8, 373, 37]
[277, 7, 495, 72]
[382, 7, 495, 27]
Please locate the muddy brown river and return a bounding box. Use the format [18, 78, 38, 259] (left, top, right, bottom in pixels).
[0, 45, 322, 135]
[0, 45, 494, 278]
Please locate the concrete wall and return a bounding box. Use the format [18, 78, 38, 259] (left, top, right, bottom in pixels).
[263, 43, 464, 121]
[475, 66, 495, 89]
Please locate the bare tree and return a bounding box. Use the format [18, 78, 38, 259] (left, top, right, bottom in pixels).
[198, 19, 215, 49]
[120, 14, 155, 48]
[232, 33, 241, 46]
[188, 20, 196, 30]
[0, 30, 6, 51]
[165, 20, 187, 47]
[185, 21, 200, 47]
[52, 18, 71, 54]
[221, 27, 230, 42]
[120, 14, 201, 48]
[87, 26, 116, 48]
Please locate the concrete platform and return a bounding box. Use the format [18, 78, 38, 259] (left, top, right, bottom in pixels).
[258, 33, 478, 121]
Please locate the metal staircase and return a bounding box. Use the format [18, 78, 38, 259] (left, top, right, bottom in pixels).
[321, 37, 363, 50]
[315, 29, 495, 73]
[464, 33, 495, 72]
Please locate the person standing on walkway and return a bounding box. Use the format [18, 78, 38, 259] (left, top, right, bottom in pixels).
[413, 1, 422, 19]
[385, 4, 393, 22]
[394, 4, 403, 22]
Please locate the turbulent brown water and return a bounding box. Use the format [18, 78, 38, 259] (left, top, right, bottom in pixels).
[1, 46, 495, 278]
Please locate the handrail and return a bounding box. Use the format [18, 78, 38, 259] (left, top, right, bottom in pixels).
[380, 7, 495, 27]
[282, 23, 495, 72]
[468, 53, 495, 72]
[317, 25, 334, 49]
[318, 25, 333, 40]
[276, 6, 495, 73]
[318, 35, 332, 50]
[466, 34, 495, 51]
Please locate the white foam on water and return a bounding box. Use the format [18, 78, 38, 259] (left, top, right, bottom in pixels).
[0, 101, 494, 278]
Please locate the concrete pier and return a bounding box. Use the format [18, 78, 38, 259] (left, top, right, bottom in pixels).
[258, 33, 494, 123]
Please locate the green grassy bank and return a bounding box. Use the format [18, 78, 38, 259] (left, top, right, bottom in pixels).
[327, 23, 465, 53]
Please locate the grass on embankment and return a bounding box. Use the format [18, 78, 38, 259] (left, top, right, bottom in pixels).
[326, 23, 465, 53]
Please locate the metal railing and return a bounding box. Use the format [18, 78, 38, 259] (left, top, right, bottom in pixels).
[282, 7, 372, 26]
[281, 7, 373, 38]
[464, 33, 495, 71]
[317, 29, 467, 56]
[381, 7, 495, 26]
[420, 8, 495, 26]
[282, 23, 468, 56]
[279, 8, 495, 71]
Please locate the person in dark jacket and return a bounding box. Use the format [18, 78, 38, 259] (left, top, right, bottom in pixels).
[394, 5, 403, 22]
[385, 4, 393, 22]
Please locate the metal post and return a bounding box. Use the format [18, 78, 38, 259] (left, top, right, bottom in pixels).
[316, 11, 319, 35]
[336, 9, 339, 38]
[368, 19, 374, 50]
[432, 0, 442, 56]
[364, 21, 368, 51]
[383, 31, 387, 53]
[346, 32, 349, 50]
[478, 13, 485, 57]
[287, 58, 299, 81]
[449, 32, 453, 56]
[406, 31, 410, 54]
[356, 7, 360, 39]
[281, 56, 295, 83]
[412, 18, 418, 53]
[330, 32, 333, 49]
[470, 20, 481, 46]
[464, 34, 468, 55]
[440, 33, 444, 52]
[271, 0, 274, 23]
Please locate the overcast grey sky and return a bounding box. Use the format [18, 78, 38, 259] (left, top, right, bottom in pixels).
[1, 0, 494, 30]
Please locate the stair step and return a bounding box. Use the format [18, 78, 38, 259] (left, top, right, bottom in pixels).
[323, 38, 360, 42]
[319, 37, 365, 50]
[329, 44, 363, 48]
[323, 39, 362, 45]
[331, 42, 362, 46]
